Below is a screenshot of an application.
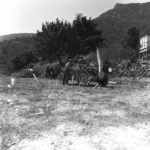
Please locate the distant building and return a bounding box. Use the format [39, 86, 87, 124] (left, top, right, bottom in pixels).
[139, 35, 150, 59]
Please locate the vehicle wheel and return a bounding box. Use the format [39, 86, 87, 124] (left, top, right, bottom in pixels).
[99, 74, 109, 87]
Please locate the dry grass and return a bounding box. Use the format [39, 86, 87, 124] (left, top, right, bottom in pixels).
[0, 76, 150, 149]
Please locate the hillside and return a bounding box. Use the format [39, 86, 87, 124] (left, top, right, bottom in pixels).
[0, 34, 37, 74]
[0, 33, 34, 42]
[1, 2, 150, 70]
[94, 2, 150, 59]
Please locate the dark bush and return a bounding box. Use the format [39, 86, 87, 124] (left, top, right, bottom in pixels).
[50, 64, 62, 78]
[12, 63, 46, 78]
[10, 51, 38, 72]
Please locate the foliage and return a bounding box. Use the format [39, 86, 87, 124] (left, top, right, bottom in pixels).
[35, 14, 103, 65]
[125, 27, 140, 50]
[0, 36, 36, 63]
[0, 36, 37, 73]
[0, 36, 38, 73]
[122, 27, 140, 61]
[71, 14, 103, 55]
[35, 19, 72, 65]
[2, 2, 150, 68]
[94, 2, 150, 61]
[9, 51, 38, 72]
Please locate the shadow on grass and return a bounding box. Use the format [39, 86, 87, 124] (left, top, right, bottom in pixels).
[67, 83, 116, 89]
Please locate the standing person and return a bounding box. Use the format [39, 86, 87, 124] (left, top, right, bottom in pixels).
[77, 56, 86, 69]
[62, 59, 73, 85]
[45, 63, 50, 78]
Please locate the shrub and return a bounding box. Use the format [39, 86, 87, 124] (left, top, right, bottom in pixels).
[9, 51, 38, 72]
[11, 63, 46, 78]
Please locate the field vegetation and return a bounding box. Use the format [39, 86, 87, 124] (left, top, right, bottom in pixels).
[0, 3, 150, 149]
[0, 76, 150, 150]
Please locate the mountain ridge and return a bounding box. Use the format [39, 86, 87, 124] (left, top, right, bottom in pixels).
[0, 33, 34, 42]
[95, 2, 150, 41]
[93, 2, 150, 61]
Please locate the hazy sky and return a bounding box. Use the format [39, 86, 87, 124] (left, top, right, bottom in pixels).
[0, 0, 149, 35]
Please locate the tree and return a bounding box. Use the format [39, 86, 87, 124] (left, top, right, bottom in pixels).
[126, 27, 140, 50]
[10, 51, 38, 71]
[0, 36, 36, 71]
[72, 14, 103, 55]
[122, 27, 140, 61]
[35, 19, 72, 65]
[35, 15, 103, 65]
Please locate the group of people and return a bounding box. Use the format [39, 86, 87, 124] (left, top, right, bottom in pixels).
[62, 56, 86, 85]
[46, 56, 109, 87]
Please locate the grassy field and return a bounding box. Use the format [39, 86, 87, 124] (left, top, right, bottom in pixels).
[0, 75, 150, 150]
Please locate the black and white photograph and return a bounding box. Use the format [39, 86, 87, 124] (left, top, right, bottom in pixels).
[0, 0, 150, 149]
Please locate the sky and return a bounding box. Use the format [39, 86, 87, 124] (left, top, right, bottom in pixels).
[0, 0, 150, 35]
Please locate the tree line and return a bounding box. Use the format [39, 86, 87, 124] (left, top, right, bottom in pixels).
[35, 14, 103, 65]
[0, 14, 140, 72]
